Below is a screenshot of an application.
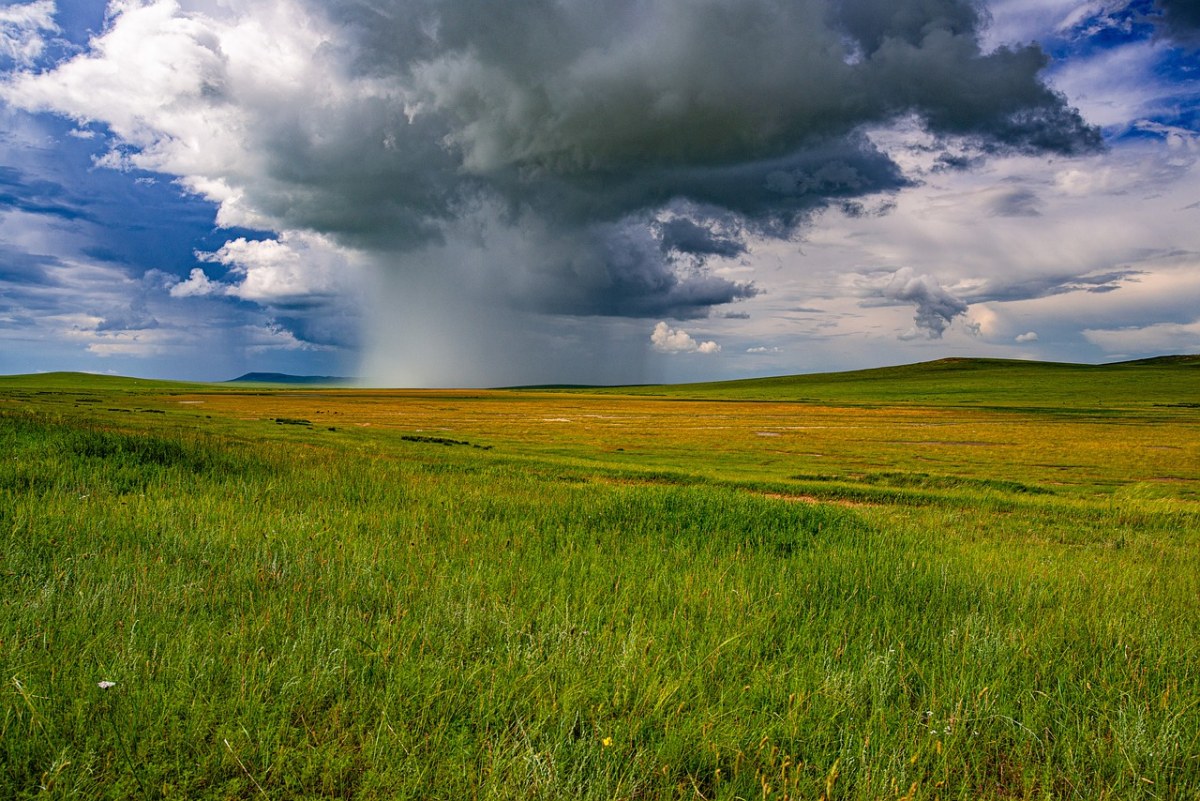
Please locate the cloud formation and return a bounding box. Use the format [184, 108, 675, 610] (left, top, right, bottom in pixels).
[861, 268, 971, 339]
[651, 322, 720, 354]
[0, 0, 1118, 383]
[0, 1, 56, 66]
[3, 1, 1097, 276]
[658, 218, 747, 261]
[194, 232, 362, 308]
[1154, 0, 1200, 45]
[1084, 319, 1200, 353]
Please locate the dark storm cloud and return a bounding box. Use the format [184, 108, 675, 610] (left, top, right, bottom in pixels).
[357, 0, 1099, 173]
[514, 218, 758, 318]
[832, 0, 984, 54]
[963, 269, 1146, 303]
[261, 0, 1100, 317]
[658, 218, 746, 259]
[6, 0, 1102, 323]
[1155, 0, 1200, 45]
[271, 314, 360, 350]
[933, 151, 986, 171]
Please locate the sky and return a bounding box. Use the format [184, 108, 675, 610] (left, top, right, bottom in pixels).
[0, 0, 1197, 386]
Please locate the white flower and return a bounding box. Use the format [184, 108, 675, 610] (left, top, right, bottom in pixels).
[98, 680, 116, 689]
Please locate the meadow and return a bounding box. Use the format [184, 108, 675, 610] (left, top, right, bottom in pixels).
[2, 358, 1199, 799]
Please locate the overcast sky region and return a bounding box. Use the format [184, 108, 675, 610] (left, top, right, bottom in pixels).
[0, 0, 1197, 385]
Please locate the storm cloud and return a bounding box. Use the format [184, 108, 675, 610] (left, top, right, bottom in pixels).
[2, 0, 1103, 382]
[658, 218, 747, 260]
[862, 268, 970, 339]
[1155, 0, 1200, 45]
[316, 0, 1099, 245]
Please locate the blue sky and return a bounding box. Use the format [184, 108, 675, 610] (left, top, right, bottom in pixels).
[1, 0, 1198, 385]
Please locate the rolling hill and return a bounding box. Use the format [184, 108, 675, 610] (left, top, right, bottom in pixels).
[576, 355, 1200, 409]
[2, 356, 1198, 409]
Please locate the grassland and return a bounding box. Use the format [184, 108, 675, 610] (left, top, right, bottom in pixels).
[2, 359, 1198, 799]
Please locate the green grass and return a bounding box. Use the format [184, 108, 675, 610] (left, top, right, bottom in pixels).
[0, 372, 206, 392]
[2, 360, 1199, 799]
[579, 356, 1200, 409]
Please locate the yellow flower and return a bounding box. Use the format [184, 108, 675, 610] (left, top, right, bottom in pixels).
[601, 737, 613, 747]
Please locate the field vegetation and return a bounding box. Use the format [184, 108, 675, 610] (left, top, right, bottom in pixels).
[2, 358, 1199, 799]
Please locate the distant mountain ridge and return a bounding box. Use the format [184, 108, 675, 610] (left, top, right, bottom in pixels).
[3, 355, 1195, 393]
[227, 373, 355, 385]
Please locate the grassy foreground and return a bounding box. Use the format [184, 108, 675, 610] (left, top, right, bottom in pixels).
[2, 361, 1199, 799]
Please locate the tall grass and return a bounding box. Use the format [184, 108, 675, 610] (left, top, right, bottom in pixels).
[2, 398, 1198, 799]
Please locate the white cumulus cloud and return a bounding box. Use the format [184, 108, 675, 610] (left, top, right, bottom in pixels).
[651, 322, 720, 355]
[196, 231, 362, 305]
[169, 267, 221, 298]
[0, 0, 370, 234]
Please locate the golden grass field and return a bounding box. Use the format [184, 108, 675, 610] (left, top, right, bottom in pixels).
[174, 387, 1199, 503]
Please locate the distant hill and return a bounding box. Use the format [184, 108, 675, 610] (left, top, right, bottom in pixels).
[1109, 354, 1200, 367]
[563, 355, 1200, 409]
[0, 372, 208, 391]
[227, 373, 355, 386]
[3, 356, 1198, 406]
